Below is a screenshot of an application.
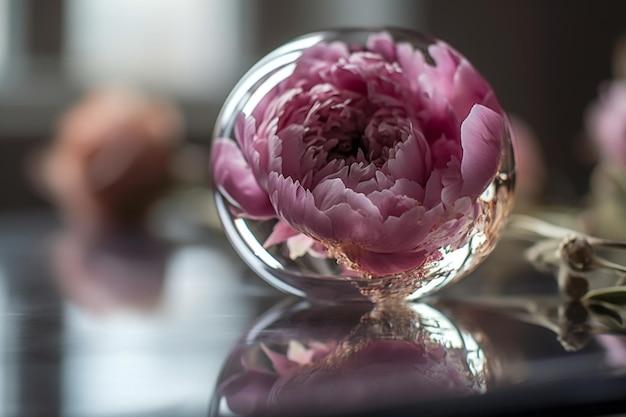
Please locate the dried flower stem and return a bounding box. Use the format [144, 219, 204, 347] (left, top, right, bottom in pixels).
[507, 215, 575, 240]
[507, 214, 626, 299]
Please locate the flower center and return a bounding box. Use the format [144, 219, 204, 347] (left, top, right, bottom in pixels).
[362, 108, 413, 166]
[301, 93, 412, 168]
[329, 133, 365, 159]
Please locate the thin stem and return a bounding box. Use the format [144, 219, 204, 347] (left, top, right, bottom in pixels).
[593, 257, 626, 274]
[587, 237, 626, 250]
[508, 215, 576, 240]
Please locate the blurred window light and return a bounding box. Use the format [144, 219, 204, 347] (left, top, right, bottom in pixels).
[65, 0, 241, 99]
[0, 0, 8, 74]
[323, 0, 422, 28]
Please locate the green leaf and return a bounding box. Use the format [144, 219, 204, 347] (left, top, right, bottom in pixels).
[588, 301, 623, 327]
[584, 286, 626, 305]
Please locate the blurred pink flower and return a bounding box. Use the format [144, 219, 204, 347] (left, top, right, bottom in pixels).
[596, 335, 626, 368]
[41, 88, 182, 234]
[587, 81, 626, 166]
[510, 116, 545, 203]
[213, 32, 506, 276]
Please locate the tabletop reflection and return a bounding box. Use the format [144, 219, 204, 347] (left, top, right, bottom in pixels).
[210, 300, 493, 417]
[1, 214, 624, 417]
[51, 231, 168, 314]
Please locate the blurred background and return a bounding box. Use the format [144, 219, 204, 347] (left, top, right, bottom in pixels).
[1, 0, 626, 212]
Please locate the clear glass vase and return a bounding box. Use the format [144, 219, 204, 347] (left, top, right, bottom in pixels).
[212, 28, 515, 301]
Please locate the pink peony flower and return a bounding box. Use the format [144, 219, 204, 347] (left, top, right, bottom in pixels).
[212, 32, 507, 276]
[587, 81, 626, 166]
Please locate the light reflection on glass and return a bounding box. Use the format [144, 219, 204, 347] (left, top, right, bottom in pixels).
[0, 0, 7, 75]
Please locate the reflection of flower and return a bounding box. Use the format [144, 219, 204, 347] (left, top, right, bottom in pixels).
[219, 340, 335, 416]
[222, 340, 476, 416]
[212, 32, 506, 276]
[215, 301, 487, 416]
[51, 232, 166, 314]
[40, 88, 182, 234]
[587, 81, 626, 167]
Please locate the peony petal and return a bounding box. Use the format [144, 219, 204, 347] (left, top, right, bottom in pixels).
[301, 41, 349, 63]
[211, 138, 275, 219]
[430, 136, 462, 169]
[366, 32, 396, 61]
[384, 132, 431, 185]
[396, 42, 426, 92]
[312, 158, 346, 187]
[440, 157, 463, 208]
[423, 42, 501, 122]
[264, 221, 300, 247]
[423, 41, 458, 98]
[340, 162, 377, 190]
[292, 42, 350, 86]
[375, 171, 395, 188]
[339, 187, 382, 219]
[460, 105, 504, 198]
[267, 172, 333, 239]
[367, 189, 411, 218]
[377, 205, 432, 253]
[236, 115, 273, 185]
[234, 113, 251, 150]
[277, 124, 306, 179]
[353, 177, 382, 195]
[261, 343, 297, 375]
[312, 178, 346, 210]
[418, 93, 460, 144]
[286, 340, 315, 365]
[330, 65, 367, 94]
[389, 178, 425, 201]
[308, 341, 333, 360]
[324, 202, 381, 245]
[416, 207, 474, 254]
[286, 233, 316, 260]
[429, 41, 460, 77]
[451, 61, 501, 121]
[343, 246, 427, 276]
[423, 169, 443, 209]
[309, 242, 328, 258]
[313, 178, 381, 219]
[235, 114, 257, 162]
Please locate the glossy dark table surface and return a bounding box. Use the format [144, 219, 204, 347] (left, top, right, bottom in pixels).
[0, 211, 625, 417]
